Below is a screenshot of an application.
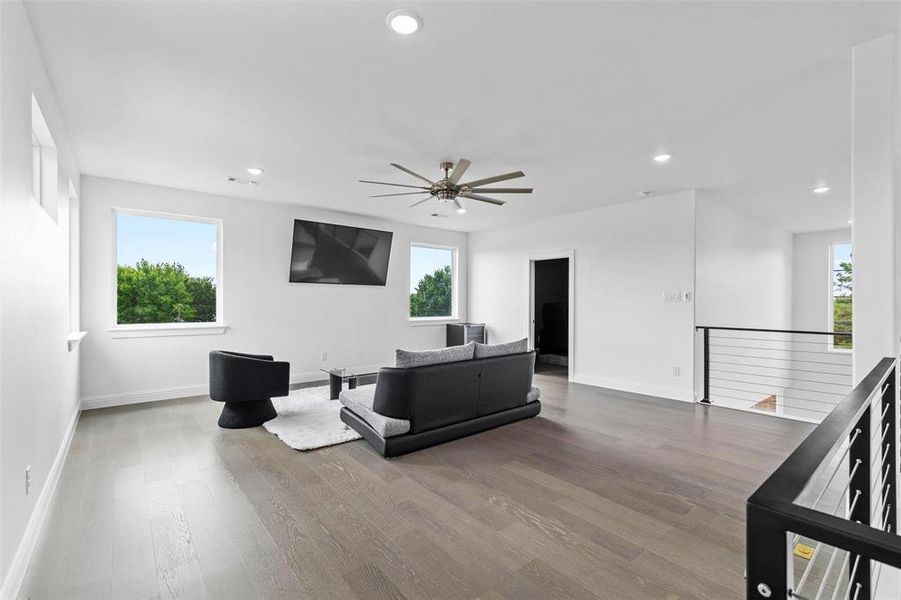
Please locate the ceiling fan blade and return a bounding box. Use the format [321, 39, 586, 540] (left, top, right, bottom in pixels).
[462, 171, 525, 188]
[409, 197, 433, 208]
[461, 193, 506, 206]
[447, 159, 471, 184]
[359, 180, 430, 190]
[370, 191, 430, 198]
[469, 187, 533, 194]
[390, 163, 435, 185]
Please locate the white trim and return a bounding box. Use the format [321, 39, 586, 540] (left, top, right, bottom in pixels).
[66, 330, 87, 351]
[409, 242, 459, 321]
[108, 323, 227, 338]
[0, 402, 81, 600]
[408, 317, 460, 327]
[81, 371, 327, 410]
[526, 250, 575, 382]
[111, 207, 224, 329]
[572, 373, 694, 403]
[704, 398, 822, 425]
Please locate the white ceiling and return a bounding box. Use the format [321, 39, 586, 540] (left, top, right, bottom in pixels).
[25, 1, 898, 233]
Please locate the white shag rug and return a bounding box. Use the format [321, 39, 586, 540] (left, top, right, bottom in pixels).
[263, 385, 362, 451]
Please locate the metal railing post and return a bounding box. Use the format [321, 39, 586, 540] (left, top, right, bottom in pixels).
[700, 327, 711, 404]
[881, 368, 897, 533]
[849, 407, 872, 597]
[746, 504, 787, 599]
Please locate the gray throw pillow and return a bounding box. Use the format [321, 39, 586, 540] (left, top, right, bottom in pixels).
[473, 338, 529, 359]
[395, 342, 475, 368]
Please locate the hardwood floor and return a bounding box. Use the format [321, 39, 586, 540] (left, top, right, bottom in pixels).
[21, 373, 813, 599]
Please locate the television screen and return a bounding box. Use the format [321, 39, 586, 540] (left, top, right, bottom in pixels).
[289, 219, 393, 285]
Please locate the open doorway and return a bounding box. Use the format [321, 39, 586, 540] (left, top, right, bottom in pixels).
[529, 253, 574, 381]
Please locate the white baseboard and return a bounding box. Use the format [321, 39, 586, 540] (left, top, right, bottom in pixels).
[0, 402, 81, 600]
[571, 373, 695, 403]
[81, 371, 327, 410]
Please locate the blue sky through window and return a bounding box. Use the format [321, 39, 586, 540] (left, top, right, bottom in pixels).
[410, 246, 453, 292]
[832, 242, 851, 269]
[833, 242, 852, 298]
[117, 213, 218, 279]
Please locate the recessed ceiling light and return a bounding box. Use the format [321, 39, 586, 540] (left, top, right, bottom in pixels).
[653, 154, 672, 163]
[387, 10, 421, 35]
[813, 185, 830, 194]
[456, 207, 467, 214]
[848, 219, 853, 224]
[246, 167, 264, 177]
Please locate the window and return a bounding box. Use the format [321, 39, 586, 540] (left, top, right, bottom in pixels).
[409, 243, 457, 320]
[830, 242, 852, 350]
[31, 95, 58, 221]
[31, 132, 41, 203]
[114, 210, 222, 328]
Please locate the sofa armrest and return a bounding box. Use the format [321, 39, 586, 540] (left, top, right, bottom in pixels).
[372, 368, 415, 420]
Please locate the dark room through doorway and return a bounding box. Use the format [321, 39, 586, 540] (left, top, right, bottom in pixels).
[531, 257, 570, 378]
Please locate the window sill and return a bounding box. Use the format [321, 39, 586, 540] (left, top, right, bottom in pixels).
[67, 331, 87, 351]
[109, 323, 228, 338]
[408, 317, 459, 327]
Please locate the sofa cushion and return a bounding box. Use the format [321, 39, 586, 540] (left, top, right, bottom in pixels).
[339, 385, 411, 438]
[527, 386, 541, 403]
[473, 338, 528, 359]
[395, 342, 475, 368]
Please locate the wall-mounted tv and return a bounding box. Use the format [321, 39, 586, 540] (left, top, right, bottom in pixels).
[289, 219, 393, 285]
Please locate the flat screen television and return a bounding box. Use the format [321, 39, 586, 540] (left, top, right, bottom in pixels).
[289, 219, 393, 285]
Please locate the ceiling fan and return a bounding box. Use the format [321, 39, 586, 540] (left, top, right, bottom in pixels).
[359, 159, 532, 213]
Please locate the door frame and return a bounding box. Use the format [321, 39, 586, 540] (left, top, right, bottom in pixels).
[527, 250, 575, 381]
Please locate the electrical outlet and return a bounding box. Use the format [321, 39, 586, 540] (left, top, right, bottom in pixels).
[320, 352, 328, 362]
[672, 366, 681, 377]
[25, 466, 31, 495]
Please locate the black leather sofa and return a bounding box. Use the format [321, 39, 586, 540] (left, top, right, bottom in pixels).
[340, 351, 540, 457]
[209, 350, 289, 428]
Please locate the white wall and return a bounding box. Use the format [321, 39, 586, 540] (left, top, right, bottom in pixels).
[852, 33, 897, 383]
[695, 192, 793, 329]
[79, 176, 468, 406]
[469, 190, 696, 402]
[792, 228, 852, 331]
[694, 193, 796, 413]
[0, 1, 82, 594]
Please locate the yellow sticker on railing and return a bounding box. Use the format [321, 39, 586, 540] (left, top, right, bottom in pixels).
[793, 543, 815, 560]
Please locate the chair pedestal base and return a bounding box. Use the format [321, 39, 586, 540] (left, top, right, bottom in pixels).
[217, 399, 277, 428]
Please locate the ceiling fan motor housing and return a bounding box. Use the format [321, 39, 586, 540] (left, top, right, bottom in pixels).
[435, 188, 456, 201]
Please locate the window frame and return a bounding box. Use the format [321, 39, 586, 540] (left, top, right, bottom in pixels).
[31, 131, 42, 204]
[31, 95, 59, 221]
[110, 207, 226, 338]
[827, 241, 852, 353]
[408, 242, 459, 324]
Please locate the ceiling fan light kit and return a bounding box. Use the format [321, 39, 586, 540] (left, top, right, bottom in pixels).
[359, 159, 532, 214]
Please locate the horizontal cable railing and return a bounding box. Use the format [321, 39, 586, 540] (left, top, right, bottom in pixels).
[697, 326, 853, 422]
[746, 356, 898, 599]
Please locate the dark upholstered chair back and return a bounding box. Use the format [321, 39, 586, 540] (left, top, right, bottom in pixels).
[209, 351, 290, 403]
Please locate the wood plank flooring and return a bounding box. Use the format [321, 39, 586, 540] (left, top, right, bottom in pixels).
[20, 372, 813, 599]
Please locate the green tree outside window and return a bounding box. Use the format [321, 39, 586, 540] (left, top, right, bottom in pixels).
[117, 259, 216, 324]
[410, 265, 453, 318]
